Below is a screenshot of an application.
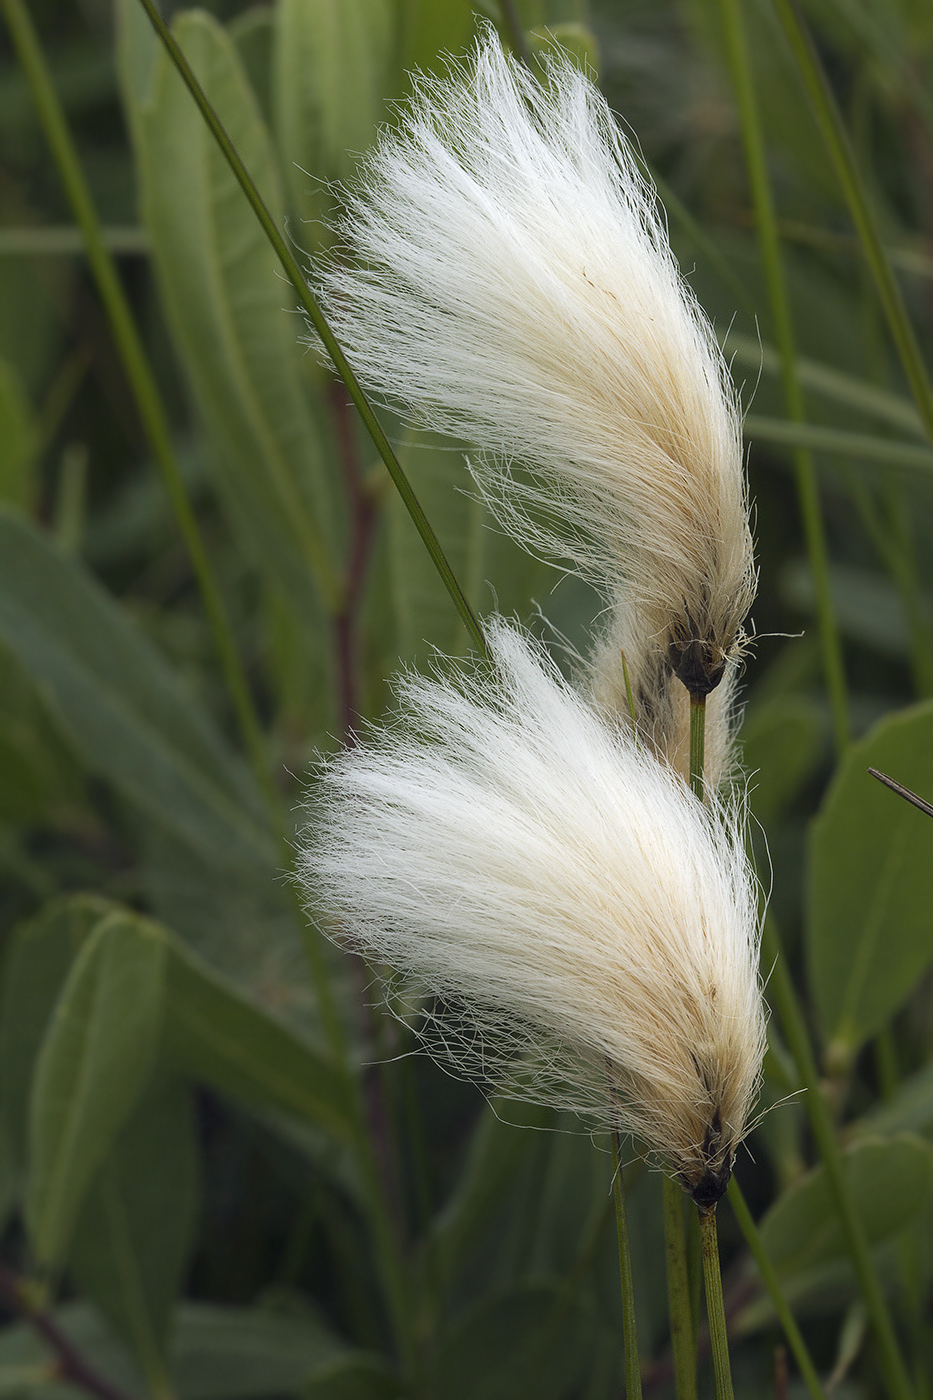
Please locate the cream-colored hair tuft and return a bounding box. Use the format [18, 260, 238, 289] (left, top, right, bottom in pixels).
[300, 622, 766, 1207]
[319, 30, 756, 756]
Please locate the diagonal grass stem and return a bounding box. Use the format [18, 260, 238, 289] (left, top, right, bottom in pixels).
[136, 0, 486, 659]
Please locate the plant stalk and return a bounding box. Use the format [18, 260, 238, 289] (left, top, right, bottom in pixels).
[611, 1133, 644, 1400]
[699, 1208, 734, 1400]
[663, 1176, 698, 1400]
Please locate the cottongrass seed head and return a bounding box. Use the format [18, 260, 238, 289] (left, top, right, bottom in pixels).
[300, 622, 766, 1208]
[319, 30, 756, 765]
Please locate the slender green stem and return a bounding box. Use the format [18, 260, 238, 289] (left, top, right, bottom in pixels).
[699, 1208, 734, 1400]
[689, 694, 706, 804]
[136, 0, 486, 659]
[718, 0, 849, 756]
[662, 1176, 698, 1400]
[770, 0, 933, 446]
[761, 916, 915, 1400]
[1, 0, 279, 815]
[610, 1134, 643, 1400]
[727, 1179, 827, 1400]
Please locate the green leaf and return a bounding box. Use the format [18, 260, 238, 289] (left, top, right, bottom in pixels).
[855, 1057, 933, 1139]
[0, 894, 115, 1170]
[27, 911, 166, 1265]
[163, 938, 354, 1143]
[117, 3, 340, 611]
[68, 1079, 199, 1383]
[755, 1136, 933, 1292]
[807, 699, 933, 1053]
[304, 1356, 403, 1400]
[0, 509, 275, 873]
[397, 0, 474, 77]
[169, 1304, 349, 1399]
[273, 0, 396, 224]
[0, 361, 37, 511]
[435, 1282, 599, 1400]
[0, 1301, 353, 1400]
[741, 696, 824, 823]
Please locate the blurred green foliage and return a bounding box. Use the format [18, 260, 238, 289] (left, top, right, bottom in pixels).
[0, 0, 933, 1396]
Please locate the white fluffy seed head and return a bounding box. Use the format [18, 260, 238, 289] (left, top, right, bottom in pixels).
[319, 30, 756, 728]
[300, 622, 766, 1207]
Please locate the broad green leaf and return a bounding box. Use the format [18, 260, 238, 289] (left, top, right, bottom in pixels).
[741, 696, 824, 823]
[304, 1356, 402, 1400]
[27, 911, 166, 1265]
[435, 1282, 599, 1400]
[69, 1079, 199, 1381]
[0, 510, 275, 873]
[0, 894, 115, 1169]
[397, 0, 474, 77]
[807, 699, 933, 1053]
[856, 1056, 933, 1139]
[117, 3, 340, 612]
[0, 360, 37, 511]
[757, 1135, 933, 1280]
[163, 937, 354, 1143]
[169, 1304, 350, 1399]
[0, 1301, 352, 1400]
[273, 0, 396, 225]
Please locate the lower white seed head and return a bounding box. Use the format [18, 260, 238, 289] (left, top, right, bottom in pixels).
[300, 621, 766, 1204]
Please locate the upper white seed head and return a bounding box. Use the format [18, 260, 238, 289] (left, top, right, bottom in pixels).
[319, 29, 756, 741]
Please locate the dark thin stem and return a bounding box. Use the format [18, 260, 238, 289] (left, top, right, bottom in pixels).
[0, 1265, 138, 1400]
[328, 381, 377, 746]
[136, 0, 486, 660]
[868, 767, 933, 820]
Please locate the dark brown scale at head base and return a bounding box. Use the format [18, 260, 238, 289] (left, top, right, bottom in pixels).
[666, 611, 727, 698]
[680, 1105, 733, 1214]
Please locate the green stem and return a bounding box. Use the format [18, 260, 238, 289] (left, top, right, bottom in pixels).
[698, 1207, 734, 1400]
[663, 1176, 698, 1400]
[610, 1134, 644, 1400]
[136, 0, 486, 660]
[689, 694, 706, 804]
[718, 0, 850, 756]
[727, 1179, 826, 1400]
[761, 916, 915, 1400]
[770, 0, 933, 447]
[1, 0, 279, 817]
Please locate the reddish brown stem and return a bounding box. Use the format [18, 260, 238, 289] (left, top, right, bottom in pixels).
[0, 1264, 139, 1400]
